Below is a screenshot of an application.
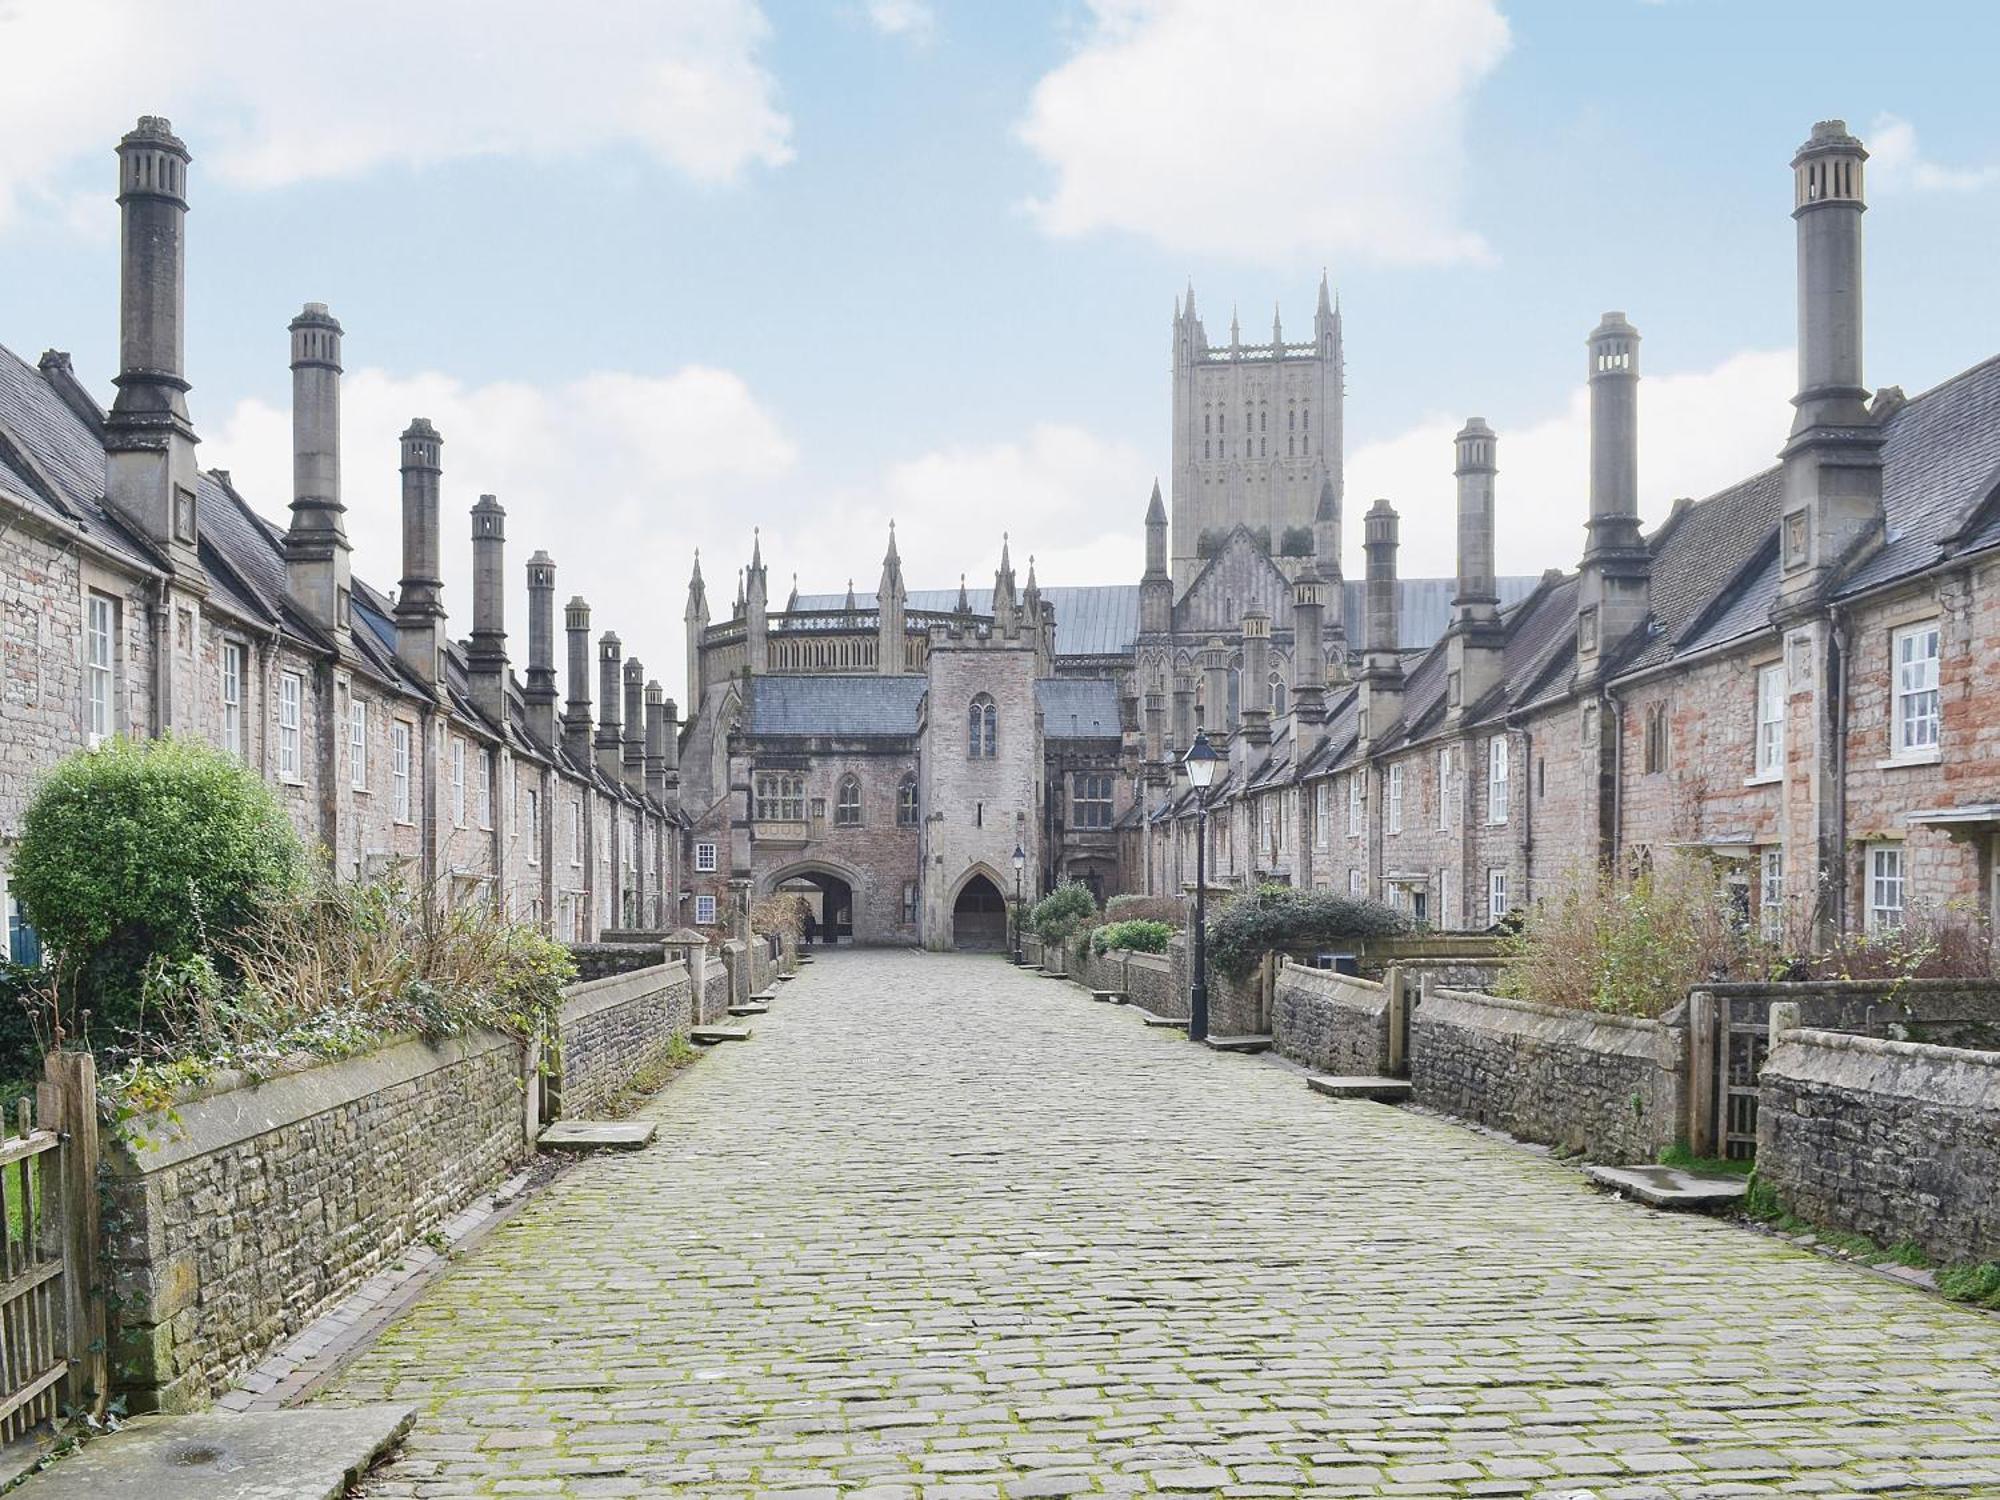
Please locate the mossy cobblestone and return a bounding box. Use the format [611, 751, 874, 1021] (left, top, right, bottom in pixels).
[328, 950, 2000, 1498]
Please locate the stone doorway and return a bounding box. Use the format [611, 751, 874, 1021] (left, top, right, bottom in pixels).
[779, 872, 854, 946]
[951, 875, 1008, 951]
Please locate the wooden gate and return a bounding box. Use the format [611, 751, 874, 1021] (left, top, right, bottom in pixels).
[0, 1052, 106, 1444]
[1686, 990, 1770, 1161]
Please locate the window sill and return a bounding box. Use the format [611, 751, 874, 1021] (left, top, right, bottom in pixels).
[1875, 750, 1942, 770]
[352, 785, 370, 796]
[1743, 772, 1782, 787]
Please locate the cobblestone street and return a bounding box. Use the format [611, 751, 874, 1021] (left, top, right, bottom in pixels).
[330, 951, 2000, 1499]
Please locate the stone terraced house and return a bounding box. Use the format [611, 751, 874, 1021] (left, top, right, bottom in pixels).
[1136, 119, 2000, 947]
[0, 117, 679, 959]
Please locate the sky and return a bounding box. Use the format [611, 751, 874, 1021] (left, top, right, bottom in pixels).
[4, 0, 2000, 705]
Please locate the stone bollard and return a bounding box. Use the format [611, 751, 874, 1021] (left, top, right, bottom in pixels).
[1768, 999, 1802, 1050]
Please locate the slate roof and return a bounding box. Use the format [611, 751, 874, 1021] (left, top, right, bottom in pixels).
[1037, 678, 1121, 739]
[744, 674, 926, 737]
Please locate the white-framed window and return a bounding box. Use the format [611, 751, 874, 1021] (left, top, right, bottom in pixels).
[1487, 868, 1510, 926]
[695, 841, 718, 873]
[525, 789, 540, 865]
[695, 893, 717, 924]
[1346, 774, 1361, 836]
[450, 739, 466, 826]
[1755, 663, 1786, 779]
[1759, 847, 1783, 942]
[1313, 782, 1330, 849]
[85, 592, 117, 743]
[391, 721, 412, 823]
[755, 772, 805, 821]
[1436, 747, 1452, 830]
[1867, 844, 1905, 932]
[278, 671, 303, 781]
[571, 801, 585, 865]
[1348, 869, 1363, 897]
[1487, 736, 1510, 824]
[349, 699, 367, 789]
[1387, 764, 1404, 834]
[476, 751, 492, 829]
[221, 642, 245, 757]
[1891, 622, 1941, 756]
[897, 778, 918, 827]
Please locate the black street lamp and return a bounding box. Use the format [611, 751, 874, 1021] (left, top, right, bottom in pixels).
[1182, 731, 1219, 1042]
[1011, 842, 1027, 965]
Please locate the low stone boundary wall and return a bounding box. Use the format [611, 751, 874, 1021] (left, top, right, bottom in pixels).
[1410, 987, 1685, 1166]
[1167, 935, 1264, 1036]
[555, 961, 693, 1117]
[568, 940, 668, 982]
[700, 962, 732, 1023]
[1274, 964, 1392, 1075]
[1353, 936, 1510, 993]
[103, 1029, 535, 1413]
[1757, 1027, 2000, 1265]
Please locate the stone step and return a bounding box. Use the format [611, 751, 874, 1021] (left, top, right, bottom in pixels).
[1306, 1074, 1413, 1102]
[539, 1120, 658, 1151]
[1205, 1034, 1273, 1054]
[728, 1003, 770, 1018]
[1089, 990, 1128, 1004]
[1584, 1163, 1750, 1212]
[750, 989, 778, 1002]
[691, 1026, 752, 1045]
[776, 972, 798, 982]
[1037, 969, 1067, 979]
[1136, 1011, 1191, 1031]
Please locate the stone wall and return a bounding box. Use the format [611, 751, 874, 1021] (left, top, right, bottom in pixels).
[1758, 1028, 2000, 1265]
[569, 940, 669, 983]
[1120, 952, 1177, 1017]
[103, 1030, 533, 1413]
[700, 962, 732, 1024]
[1410, 987, 1685, 1166]
[555, 961, 693, 1117]
[1166, 934, 1266, 1036]
[1273, 964, 1392, 1076]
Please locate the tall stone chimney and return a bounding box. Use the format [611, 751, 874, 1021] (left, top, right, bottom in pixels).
[467, 495, 508, 723]
[525, 551, 559, 746]
[1313, 474, 1345, 677]
[1171, 668, 1196, 753]
[622, 657, 646, 791]
[644, 682, 669, 800]
[661, 696, 681, 786]
[1239, 607, 1272, 748]
[284, 302, 349, 632]
[596, 633, 625, 778]
[1778, 119, 1884, 613]
[1292, 562, 1329, 729]
[1447, 418, 1506, 724]
[105, 116, 202, 579]
[394, 419, 445, 688]
[1576, 313, 1650, 686]
[563, 597, 593, 762]
[1359, 499, 1403, 747]
[1199, 638, 1232, 740]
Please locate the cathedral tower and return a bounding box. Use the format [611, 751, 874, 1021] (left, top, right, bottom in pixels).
[1170, 273, 1343, 595]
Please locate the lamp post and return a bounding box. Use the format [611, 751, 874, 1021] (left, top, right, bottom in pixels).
[1182, 730, 1218, 1042]
[1011, 843, 1027, 965]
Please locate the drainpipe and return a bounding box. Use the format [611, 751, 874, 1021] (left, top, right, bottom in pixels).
[1608, 691, 1625, 873]
[147, 577, 171, 738]
[1519, 722, 1535, 904]
[1829, 603, 1851, 938]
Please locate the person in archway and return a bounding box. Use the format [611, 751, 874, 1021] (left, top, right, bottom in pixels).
[803, 907, 818, 949]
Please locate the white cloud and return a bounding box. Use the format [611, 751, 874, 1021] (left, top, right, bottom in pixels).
[1347, 348, 1796, 577]
[208, 365, 797, 707]
[1018, 0, 1511, 266]
[864, 0, 935, 40]
[0, 0, 791, 224]
[1869, 113, 2000, 194]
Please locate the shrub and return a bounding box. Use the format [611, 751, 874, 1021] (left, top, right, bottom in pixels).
[1206, 884, 1406, 981]
[1092, 920, 1173, 956]
[1104, 894, 1184, 927]
[13, 736, 302, 1039]
[751, 894, 809, 941]
[1029, 881, 1097, 947]
[1497, 860, 1769, 1018]
[1796, 905, 2000, 983]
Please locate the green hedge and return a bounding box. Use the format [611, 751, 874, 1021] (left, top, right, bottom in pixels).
[1091, 920, 1173, 956]
[1207, 884, 1406, 981]
[1029, 880, 1098, 946]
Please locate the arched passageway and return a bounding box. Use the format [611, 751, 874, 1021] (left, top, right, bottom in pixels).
[951, 874, 1008, 951]
[778, 871, 854, 945]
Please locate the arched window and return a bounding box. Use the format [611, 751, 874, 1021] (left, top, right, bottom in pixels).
[897, 777, 918, 826]
[968, 693, 997, 758]
[1270, 671, 1288, 719]
[835, 774, 862, 827]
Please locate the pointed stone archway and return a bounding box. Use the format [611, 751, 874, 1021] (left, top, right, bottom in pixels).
[950, 873, 1008, 951]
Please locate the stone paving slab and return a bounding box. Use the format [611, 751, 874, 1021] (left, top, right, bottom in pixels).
[326, 950, 2000, 1499]
[1307, 1073, 1414, 1102]
[17, 1405, 414, 1499]
[1585, 1162, 1749, 1211]
[690, 1025, 752, 1044]
[538, 1120, 658, 1151]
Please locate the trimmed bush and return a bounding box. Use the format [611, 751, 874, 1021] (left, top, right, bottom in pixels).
[1029, 880, 1097, 947]
[14, 736, 302, 1038]
[1206, 884, 1406, 981]
[1105, 894, 1184, 927]
[1092, 920, 1173, 956]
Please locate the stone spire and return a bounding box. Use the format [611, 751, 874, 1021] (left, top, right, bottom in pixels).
[684, 551, 709, 709]
[786, 573, 798, 612]
[956, 574, 971, 614]
[877, 519, 906, 674]
[744, 529, 767, 675]
[993, 533, 1019, 634]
